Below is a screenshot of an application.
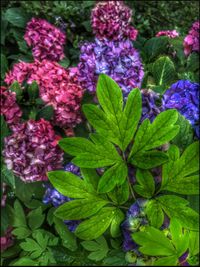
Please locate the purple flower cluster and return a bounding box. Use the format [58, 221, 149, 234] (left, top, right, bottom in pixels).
[43, 163, 81, 232]
[24, 18, 66, 61]
[183, 21, 200, 56]
[141, 89, 165, 122]
[163, 80, 199, 137]
[3, 119, 63, 183]
[121, 199, 148, 252]
[78, 38, 144, 94]
[91, 1, 138, 41]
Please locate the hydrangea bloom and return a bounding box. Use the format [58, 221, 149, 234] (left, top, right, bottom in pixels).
[78, 38, 144, 94]
[121, 199, 148, 252]
[1, 228, 13, 252]
[163, 80, 199, 137]
[183, 21, 200, 56]
[5, 60, 84, 129]
[43, 163, 81, 232]
[156, 30, 179, 38]
[141, 89, 165, 122]
[3, 119, 63, 183]
[91, 1, 138, 41]
[24, 18, 66, 61]
[0, 86, 22, 126]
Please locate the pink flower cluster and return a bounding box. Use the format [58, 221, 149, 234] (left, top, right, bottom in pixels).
[3, 119, 63, 183]
[1, 228, 13, 252]
[5, 60, 84, 129]
[24, 18, 66, 61]
[0, 86, 22, 127]
[183, 21, 200, 56]
[156, 30, 179, 38]
[91, 1, 138, 41]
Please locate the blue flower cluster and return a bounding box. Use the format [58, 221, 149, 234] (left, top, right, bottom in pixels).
[43, 163, 81, 232]
[163, 80, 199, 138]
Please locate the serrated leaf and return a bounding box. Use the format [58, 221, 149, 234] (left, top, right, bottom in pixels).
[55, 198, 109, 220]
[110, 209, 125, 238]
[129, 109, 179, 157]
[98, 162, 127, 193]
[152, 56, 176, 87]
[81, 236, 109, 261]
[12, 227, 31, 239]
[20, 238, 42, 253]
[36, 105, 54, 121]
[132, 226, 176, 256]
[54, 217, 77, 251]
[133, 169, 155, 198]
[107, 180, 129, 205]
[145, 200, 164, 228]
[157, 195, 199, 230]
[130, 150, 169, 169]
[48, 170, 95, 199]
[75, 207, 116, 240]
[161, 142, 199, 194]
[144, 36, 169, 60]
[27, 207, 45, 230]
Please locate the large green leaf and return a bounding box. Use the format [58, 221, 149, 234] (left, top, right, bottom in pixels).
[161, 142, 199, 194]
[55, 198, 109, 220]
[152, 56, 176, 87]
[145, 200, 164, 228]
[144, 36, 169, 60]
[107, 180, 129, 205]
[153, 255, 178, 266]
[157, 195, 199, 230]
[5, 8, 31, 28]
[133, 169, 155, 198]
[129, 109, 179, 157]
[132, 226, 176, 256]
[110, 209, 125, 238]
[48, 170, 95, 199]
[98, 162, 127, 193]
[75, 207, 116, 240]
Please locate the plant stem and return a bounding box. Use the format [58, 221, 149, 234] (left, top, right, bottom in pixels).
[128, 176, 136, 200]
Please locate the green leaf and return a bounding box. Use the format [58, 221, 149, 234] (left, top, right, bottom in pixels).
[54, 217, 77, 251]
[144, 36, 169, 60]
[27, 207, 45, 230]
[55, 198, 109, 220]
[75, 207, 116, 240]
[1, 54, 8, 79]
[81, 168, 100, 191]
[130, 150, 169, 169]
[13, 200, 26, 228]
[129, 109, 179, 157]
[12, 227, 31, 239]
[187, 53, 199, 72]
[189, 231, 199, 256]
[110, 209, 125, 238]
[157, 195, 199, 230]
[27, 81, 39, 102]
[47, 207, 55, 226]
[1, 165, 15, 188]
[5, 8, 31, 28]
[48, 170, 95, 199]
[171, 113, 194, 150]
[161, 142, 199, 194]
[12, 258, 38, 266]
[153, 255, 178, 266]
[107, 180, 129, 205]
[20, 238, 42, 253]
[36, 105, 54, 121]
[98, 162, 127, 193]
[152, 56, 176, 87]
[133, 169, 155, 198]
[145, 200, 164, 228]
[9, 81, 23, 102]
[81, 236, 109, 261]
[132, 226, 176, 256]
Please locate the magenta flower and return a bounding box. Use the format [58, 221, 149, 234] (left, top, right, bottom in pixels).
[91, 1, 138, 41]
[1, 228, 14, 252]
[3, 119, 63, 183]
[0, 86, 22, 127]
[24, 18, 66, 61]
[78, 38, 144, 94]
[183, 21, 200, 56]
[156, 30, 179, 38]
[5, 60, 84, 129]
